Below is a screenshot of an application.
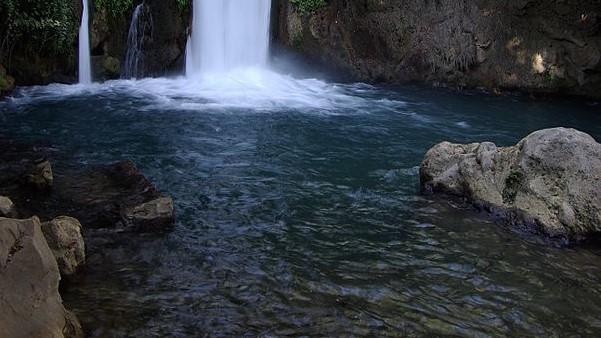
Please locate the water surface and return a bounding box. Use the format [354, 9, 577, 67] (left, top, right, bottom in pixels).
[1, 71, 601, 337]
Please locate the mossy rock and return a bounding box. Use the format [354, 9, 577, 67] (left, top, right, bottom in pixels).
[102, 56, 121, 79]
[0, 74, 15, 95]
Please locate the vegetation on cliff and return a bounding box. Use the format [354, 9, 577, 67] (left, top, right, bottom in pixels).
[0, 0, 77, 59]
[291, 0, 326, 13]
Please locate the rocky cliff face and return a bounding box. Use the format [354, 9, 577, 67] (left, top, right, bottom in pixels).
[91, 0, 189, 80]
[1, 0, 189, 86]
[274, 0, 601, 98]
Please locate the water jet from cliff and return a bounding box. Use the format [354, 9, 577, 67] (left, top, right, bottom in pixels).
[78, 0, 92, 84]
[123, 3, 153, 79]
[185, 0, 271, 76]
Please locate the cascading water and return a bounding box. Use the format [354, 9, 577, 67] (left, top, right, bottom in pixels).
[185, 0, 271, 76]
[78, 0, 92, 84]
[123, 3, 153, 79]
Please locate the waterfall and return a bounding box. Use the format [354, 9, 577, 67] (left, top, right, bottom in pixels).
[78, 0, 92, 84]
[185, 0, 271, 76]
[123, 3, 153, 79]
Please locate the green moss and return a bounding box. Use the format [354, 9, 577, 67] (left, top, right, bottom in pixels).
[502, 169, 525, 204]
[291, 0, 327, 14]
[1, 0, 78, 57]
[543, 69, 558, 87]
[292, 33, 304, 51]
[93, 0, 134, 19]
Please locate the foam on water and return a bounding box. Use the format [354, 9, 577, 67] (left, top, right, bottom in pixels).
[8, 69, 408, 114]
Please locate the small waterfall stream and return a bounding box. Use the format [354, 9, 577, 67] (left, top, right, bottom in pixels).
[78, 0, 92, 84]
[185, 0, 271, 76]
[123, 3, 153, 79]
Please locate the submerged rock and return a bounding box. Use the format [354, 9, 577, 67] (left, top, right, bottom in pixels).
[121, 196, 175, 231]
[42, 216, 86, 279]
[0, 196, 18, 218]
[0, 217, 83, 338]
[54, 160, 158, 228]
[420, 127, 601, 243]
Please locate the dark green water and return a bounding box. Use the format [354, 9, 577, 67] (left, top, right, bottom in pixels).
[1, 74, 601, 337]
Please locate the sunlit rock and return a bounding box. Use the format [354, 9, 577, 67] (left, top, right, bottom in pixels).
[42, 216, 86, 280]
[0, 217, 83, 338]
[0, 196, 18, 218]
[420, 127, 601, 243]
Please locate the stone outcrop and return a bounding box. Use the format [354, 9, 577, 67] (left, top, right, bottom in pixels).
[274, 0, 601, 98]
[0, 196, 18, 218]
[420, 127, 601, 243]
[121, 197, 175, 231]
[54, 160, 160, 228]
[0, 217, 83, 338]
[42, 216, 86, 279]
[0, 143, 175, 231]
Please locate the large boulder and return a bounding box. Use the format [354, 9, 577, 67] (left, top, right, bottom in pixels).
[0, 217, 83, 338]
[420, 127, 601, 243]
[42, 216, 86, 279]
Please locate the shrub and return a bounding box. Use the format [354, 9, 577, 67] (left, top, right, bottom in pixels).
[1, 0, 78, 57]
[291, 0, 327, 14]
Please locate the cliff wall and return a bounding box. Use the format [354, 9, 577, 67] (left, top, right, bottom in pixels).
[273, 0, 601, 98]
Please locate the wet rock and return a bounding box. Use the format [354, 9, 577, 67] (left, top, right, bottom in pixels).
[54, 160, 158, 228]
[41, 216, 86, 279]
[102, 56, 121, 79]
[121, 196, 175, 231]
[0, 217, 83, 338]
[21, 159, 54, 190]
[420, 127, 601, 243]
[0, 196, 18, 218]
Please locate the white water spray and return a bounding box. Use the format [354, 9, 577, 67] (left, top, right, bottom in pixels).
[17, 0, 369, 111]
[78, 0, 92, 84]
[186, 0, 271, 76]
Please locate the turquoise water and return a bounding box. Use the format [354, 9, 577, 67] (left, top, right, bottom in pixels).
[1, 73, 601, 336]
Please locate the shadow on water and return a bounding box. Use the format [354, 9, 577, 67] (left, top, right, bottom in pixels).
[1, 75, 601, 336]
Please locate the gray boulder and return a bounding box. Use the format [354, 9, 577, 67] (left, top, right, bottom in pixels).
[420, 127, 601, 242]
[0, 217, 83, 338]
[42, 216, 86, 279]
[0, 196, 18, 218]
[121, 196, 175, 231]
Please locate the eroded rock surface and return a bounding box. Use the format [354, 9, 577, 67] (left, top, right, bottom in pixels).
[420, 127, 601, 243]
[0, 217, 83, 338]
[121, 196, 175, 231]
[0, 196, 18, 218]
[54, 160, 159, 228]
[42, 216, 86, 279]
[275, 0, 601, 98]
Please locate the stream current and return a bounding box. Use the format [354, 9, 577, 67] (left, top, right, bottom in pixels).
[1, 70, 601, 336]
